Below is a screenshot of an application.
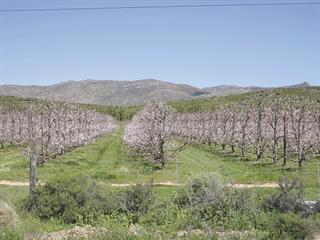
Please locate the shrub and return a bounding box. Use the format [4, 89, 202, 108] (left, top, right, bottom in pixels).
[0, 200, 18, 229]
[273, 213, 317, 239]
[262, 178, 307, 214]
[23, 176, 110, 224]
[312, 201, 320, 214]
[181, 175, 255, 224]
[121, 182, 154, 216]
[187, 177, 231, 209]
[172, 188, 190, 209]
[234, 189, 257, 214]
[139, 200, 186, 234]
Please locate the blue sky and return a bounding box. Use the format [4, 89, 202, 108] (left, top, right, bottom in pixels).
[0, 0, 319, 88]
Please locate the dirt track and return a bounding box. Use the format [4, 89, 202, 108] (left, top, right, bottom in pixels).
[0, 180, 29, 186]
[0, 180, 279, 188]
[111, 181, 279, 188]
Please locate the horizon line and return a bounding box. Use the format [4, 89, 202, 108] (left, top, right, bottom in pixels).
[0, 79, 316, 89]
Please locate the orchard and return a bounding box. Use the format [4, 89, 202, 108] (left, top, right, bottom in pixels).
[124, 96, 320, 169]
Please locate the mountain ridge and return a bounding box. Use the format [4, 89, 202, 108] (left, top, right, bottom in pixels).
[0, 79, 315, 106]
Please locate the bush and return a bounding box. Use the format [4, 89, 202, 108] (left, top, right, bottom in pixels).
[0, 200, 18, 229]
[312, 201, 320, 214]
[273, 213, 317, 240]
[172, 188, 190, 209]
[187, 177, 231, 210]
[262, 178, 307, 214]
[179, 175, 255, 224]
[121, 182, 154, 216]
[23, 176, 111, 224]
[23, 176, 156, 224]
[139, 200, 186, 234]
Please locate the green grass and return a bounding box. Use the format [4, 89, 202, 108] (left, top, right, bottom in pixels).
[0, 126, 319, 199]
[0, 186, 28, 205]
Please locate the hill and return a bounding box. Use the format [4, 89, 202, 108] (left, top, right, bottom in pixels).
[0, 79, 208, 106]
[201, 85, 265, 97]
[170, 86, 320, 112]
[1, 86, 319, 121]
[0, 79, 316, 106]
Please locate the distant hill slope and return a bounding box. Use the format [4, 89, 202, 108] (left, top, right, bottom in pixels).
[170, 86, 320, 112]
[201, 82, 313, 97]
[0, 79, 209, 106]
[1, 86, 319, 121]
[0, 79, 316, 106]
[0, 79, 210, 106]
[201, 85, 266, 97]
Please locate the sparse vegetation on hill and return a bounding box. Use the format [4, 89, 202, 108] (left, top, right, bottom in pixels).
[170, 87, 320, 112]
[1, 86, 319, 121]
[0, 79, 317, 107]
[0, 79, 208, 106]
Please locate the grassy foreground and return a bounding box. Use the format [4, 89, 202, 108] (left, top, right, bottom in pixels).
[0, 126, 320, 239]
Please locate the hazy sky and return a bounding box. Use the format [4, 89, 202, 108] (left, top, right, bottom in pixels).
[0, 0, 319, 88]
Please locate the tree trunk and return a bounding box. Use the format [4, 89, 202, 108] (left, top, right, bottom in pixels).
[272, 126, 278, 164]
[241, 147, 245, 158]
[28, 108, 38, 210]
[159, 157, 165, 168]
[29, 153, 37, 208]
[298, 150, 305, 169]
[256, 152, 262, 161]
[255, 108, 263, 161]
[298, 156, 304, 169]
[272, 145, 277, 164]
[282, 116, 288, 167]
[156, 139, 165, 168]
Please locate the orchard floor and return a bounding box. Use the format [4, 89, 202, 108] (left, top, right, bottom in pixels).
[0, 127, 319, 202]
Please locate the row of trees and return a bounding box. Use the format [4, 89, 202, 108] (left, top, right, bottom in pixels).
[123, 103, 186, 168]
[0, 102, 117, 163]
[0, 102, 117, 208]
[123, 96, 320, 168]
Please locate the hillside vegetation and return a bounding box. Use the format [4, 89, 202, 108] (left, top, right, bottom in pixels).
[0, 79, 207, 106]
[0, 79, 316, 106]
[1, 86, 319, 120]
[170, 86, 320, 112]
[99, 86, 320, 119]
